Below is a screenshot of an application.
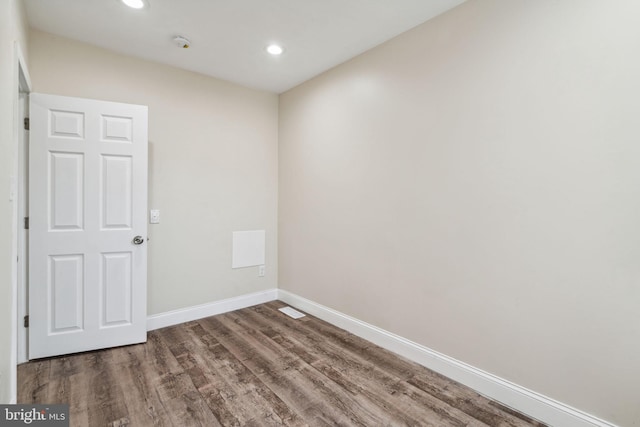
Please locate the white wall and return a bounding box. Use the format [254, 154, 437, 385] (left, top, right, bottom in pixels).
[28, 30, 279, 316]
[279, 1, 640, 425]
[0, 0, 29, 403]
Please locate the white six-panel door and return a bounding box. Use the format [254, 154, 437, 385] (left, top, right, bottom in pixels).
[29, 93, 148, 359]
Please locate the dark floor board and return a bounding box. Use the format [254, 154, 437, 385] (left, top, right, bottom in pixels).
[108, 342, 174, 427]
[213, 309, 492, 427]
[236, 305, 489, 427]
[166, 321, 302, 426]
[66, 359, 91, 427]
[126, 332, 222, 427]
[18, 301, 546, 427]
[256, 302, 539, 427]
[201, 314, 388, 426]
[85, 352, 130, 427]
[17, 359, 50, 404]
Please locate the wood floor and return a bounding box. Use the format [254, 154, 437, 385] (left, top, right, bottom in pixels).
[18, 301, 546, 427]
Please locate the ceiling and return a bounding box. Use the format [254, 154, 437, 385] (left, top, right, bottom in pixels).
[24, 0, 466, 93]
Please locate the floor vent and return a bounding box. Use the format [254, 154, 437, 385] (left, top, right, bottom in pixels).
[278, 306, 306, 319]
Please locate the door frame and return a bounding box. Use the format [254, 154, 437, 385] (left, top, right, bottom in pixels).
[14, 41, 31, 391]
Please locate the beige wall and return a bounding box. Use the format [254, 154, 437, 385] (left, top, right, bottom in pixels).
[29, 30, 278, 315]
[279, 1, 640, 425]
[0, 0, 29, 403]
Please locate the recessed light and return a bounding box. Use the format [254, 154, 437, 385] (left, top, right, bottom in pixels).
[122, 0, 145, 9]
[266, 44, 283, 55]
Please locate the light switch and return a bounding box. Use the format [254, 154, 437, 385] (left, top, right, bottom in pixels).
[150, 209, 160, 224]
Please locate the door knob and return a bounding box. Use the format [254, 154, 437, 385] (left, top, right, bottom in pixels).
[132, 236, 144, 245]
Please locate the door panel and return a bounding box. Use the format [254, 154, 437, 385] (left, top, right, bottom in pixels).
[49, 152, 84, 230]
[49, 254, 84, 333]
[101, 252, 133, 327]
[101, 115, 133, 142]
[101, 155, 133, 229]
[50, 109, 84, 139]
[29, 93, 148, 359]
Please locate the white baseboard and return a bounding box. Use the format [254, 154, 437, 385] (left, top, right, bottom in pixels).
[277, 289, 617, 427]
[147, 289, 278, 331]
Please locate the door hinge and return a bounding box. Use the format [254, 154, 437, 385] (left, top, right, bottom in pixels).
[23, 117, 29, 131]
[24, 217, 29, 229]
[24, 315, 29, 328]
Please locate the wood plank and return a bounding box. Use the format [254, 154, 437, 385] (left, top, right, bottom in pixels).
[163, 321, 301, 426]
[145, 331, 222, 427]
[17, 360, 51, 404]
[107, 341, 181, 427]
[201, 314, 382, 426]
[229, 305, 489, 427]
[17, 302, 546, 427]
[84, 351, 130, 427]
[66, 361, 90, 427]
[205, 310, 488, 427]
[258, 302, 543, 426]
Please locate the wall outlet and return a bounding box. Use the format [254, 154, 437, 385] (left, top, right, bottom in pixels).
[258, 265, 265, 277]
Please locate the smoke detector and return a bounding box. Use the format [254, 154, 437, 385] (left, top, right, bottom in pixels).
[173, 36, 191, 49]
